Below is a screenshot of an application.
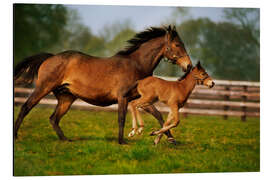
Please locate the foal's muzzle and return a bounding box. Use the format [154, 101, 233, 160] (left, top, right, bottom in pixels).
[208, 81, 215, 88]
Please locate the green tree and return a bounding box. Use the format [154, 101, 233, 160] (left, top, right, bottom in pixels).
[223, 8, 259, 47]
[99, 20, 136, 56]
[177, 17, 259, 81]
[14, 4, 68, 65]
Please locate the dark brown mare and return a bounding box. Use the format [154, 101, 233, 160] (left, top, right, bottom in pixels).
[14, 25, 192, 144]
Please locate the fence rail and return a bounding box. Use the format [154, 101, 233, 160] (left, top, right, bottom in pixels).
[14, 78, 260, 121]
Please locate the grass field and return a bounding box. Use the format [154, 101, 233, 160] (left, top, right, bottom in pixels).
[14, 106, 260, 176]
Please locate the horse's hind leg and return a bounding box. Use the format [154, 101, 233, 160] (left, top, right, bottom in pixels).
[14, 86, 53, 139]
[50, 92, 76, 141]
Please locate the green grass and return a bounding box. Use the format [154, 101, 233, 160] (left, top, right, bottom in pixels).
[14, 106, 260, 176]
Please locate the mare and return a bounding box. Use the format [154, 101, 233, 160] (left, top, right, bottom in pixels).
[14, 25, 192, 144]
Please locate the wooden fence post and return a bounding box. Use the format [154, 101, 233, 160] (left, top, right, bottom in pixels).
[241, 86, 247, 122]
[223, 86, 230, 120]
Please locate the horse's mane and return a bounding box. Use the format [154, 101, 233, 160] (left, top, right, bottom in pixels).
[116, 25, 179, 56]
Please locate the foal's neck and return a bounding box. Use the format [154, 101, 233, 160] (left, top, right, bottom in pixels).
[179, 71, 197, 95]
[130, 37, 165, 75]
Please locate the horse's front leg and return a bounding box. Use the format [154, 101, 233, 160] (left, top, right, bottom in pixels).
[118, 96, 128, 144]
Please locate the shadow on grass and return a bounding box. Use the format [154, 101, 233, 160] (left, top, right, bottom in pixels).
[166, 140, 195, 149]
[68, 135, 138, 144]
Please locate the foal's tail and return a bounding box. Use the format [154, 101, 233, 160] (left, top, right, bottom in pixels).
[14, 53, 54, 85]
[123, 81, 139, 98]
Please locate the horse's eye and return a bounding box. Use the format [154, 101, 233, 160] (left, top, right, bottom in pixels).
[175, 44, 181, 47]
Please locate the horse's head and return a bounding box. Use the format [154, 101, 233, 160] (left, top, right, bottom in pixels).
[192, 61, 215, 88]
[163, 25, 192, 72]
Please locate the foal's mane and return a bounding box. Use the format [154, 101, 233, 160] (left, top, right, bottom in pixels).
[117, 25, 178, 56]
[177, 67, 193, 81]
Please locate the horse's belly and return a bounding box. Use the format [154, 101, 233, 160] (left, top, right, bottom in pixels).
[80, 98, 118, 107]
[68, 83, 118, 106]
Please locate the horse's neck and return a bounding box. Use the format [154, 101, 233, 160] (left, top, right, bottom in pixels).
[130, 37, 165, 75]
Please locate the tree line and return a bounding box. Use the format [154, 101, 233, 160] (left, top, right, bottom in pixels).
[14, 4, 260, 81]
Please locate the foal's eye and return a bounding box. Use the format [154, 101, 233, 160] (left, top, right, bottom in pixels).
[175, 44, 181, 47]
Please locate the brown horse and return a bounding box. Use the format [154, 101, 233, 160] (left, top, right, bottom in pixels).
[127, 62, 214, 144]
[14, 25, 192, 144]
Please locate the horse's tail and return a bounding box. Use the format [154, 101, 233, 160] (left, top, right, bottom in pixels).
[14, 53, 54, 85]
[123, 81, 139, 98]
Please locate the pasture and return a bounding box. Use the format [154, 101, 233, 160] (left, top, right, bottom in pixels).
[14, 106, 260, 176]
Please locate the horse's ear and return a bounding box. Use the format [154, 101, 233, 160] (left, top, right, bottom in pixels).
[165, 29, 171, 43]
[165, 33, 170, 43]
[168, 25, 171, 32]
[173, 25, 176, 31]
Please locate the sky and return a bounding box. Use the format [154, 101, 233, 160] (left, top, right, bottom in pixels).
[66, 5, 225, 35]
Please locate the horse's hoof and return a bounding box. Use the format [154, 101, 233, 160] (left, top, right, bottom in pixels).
[60, 137, 72, 142]
[119, 140, 128, 145]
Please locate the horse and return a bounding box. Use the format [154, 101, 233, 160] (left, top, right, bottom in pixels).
[126, 62, 214, 145]
[14, 25, 192, 144]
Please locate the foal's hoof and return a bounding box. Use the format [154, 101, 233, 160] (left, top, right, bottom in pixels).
[167, 137, 177, 145]
[128, 130, 136, 137]
[137, 127, 144, 135]
[153, 134, 163, 145]
[150, 131, 158, 136]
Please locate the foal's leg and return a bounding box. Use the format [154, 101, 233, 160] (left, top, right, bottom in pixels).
[153, 111, 173, 145]
[136, 108, 144, 134]
[128, 102, 145, 137]
[151, 105, 179, 135]
[128, 102, 138, 137]
[142, 105, 175, 143]
[14, 85, 53, 139]
[50, 92, 76, 141]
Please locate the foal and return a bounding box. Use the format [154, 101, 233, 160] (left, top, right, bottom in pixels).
[128, 62, 214, 144]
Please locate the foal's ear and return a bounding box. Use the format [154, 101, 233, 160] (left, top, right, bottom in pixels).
[196, 61, 202, 69]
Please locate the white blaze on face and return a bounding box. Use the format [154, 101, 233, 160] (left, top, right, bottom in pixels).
[182, 61, 189, 70]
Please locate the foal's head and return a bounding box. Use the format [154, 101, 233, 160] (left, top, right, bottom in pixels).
[191, 62, 215, 88]
[163, 25, 192, 72]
